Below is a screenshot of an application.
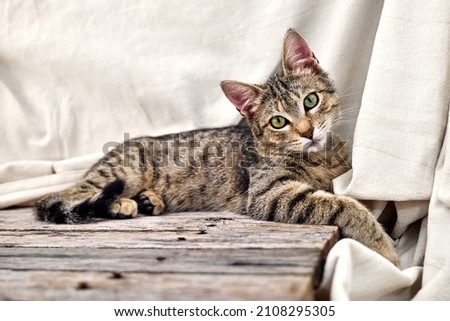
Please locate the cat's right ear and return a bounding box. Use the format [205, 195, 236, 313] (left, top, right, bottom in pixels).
[220, 81, 262, 116]
[282, 29, 318, 74]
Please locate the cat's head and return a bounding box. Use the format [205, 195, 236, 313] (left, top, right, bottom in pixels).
[221, 29, 340, 156]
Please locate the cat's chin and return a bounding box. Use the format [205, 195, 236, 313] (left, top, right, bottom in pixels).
[306, 142, 324, 152]
[304, 141, 325, 153]
[301, 136, 326, 153]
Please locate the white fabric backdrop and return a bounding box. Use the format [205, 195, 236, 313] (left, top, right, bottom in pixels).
[1, 0, 449, 300]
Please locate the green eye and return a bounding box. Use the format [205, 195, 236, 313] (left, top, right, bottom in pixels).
[303, 93, 319, 110]
[270, 116, 289, 129]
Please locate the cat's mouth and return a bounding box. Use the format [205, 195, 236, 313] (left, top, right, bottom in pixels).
[302, 133, 326, 152]
[306, 141, 324, 152]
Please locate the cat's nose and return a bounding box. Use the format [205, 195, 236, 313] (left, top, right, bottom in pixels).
[301, 128, 314, 140]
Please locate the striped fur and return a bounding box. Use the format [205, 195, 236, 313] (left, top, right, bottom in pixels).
[34, 29, 399, 266]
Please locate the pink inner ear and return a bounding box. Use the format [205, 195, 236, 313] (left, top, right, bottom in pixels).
[284, 31, 316, 70]
[290, 44, 311, 61]
[221, 82, 257, 115]
[232, 91, 252, 111]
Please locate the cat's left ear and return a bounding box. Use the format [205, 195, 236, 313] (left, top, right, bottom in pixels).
[221, 81, 262, 116]
[282, 29, 319, 74]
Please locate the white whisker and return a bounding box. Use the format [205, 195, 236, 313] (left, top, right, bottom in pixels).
[337, 84, 355, 97]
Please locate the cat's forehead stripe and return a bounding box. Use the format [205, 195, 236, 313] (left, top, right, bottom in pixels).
[277, 101, 286, 113]
[264, 75, 296, 102]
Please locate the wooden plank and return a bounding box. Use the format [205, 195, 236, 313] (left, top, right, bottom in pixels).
[0, 247, 320, 275]
[0, 229, 337, 250]
[0, 208, 336, 234]
[0, 209, 339, 254]
[0, 208, 340, 300]
[0, 270, 314, 300]
[0, 208, 250, 231]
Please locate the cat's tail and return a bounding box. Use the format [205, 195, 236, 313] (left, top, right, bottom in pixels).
[34, 179, 125, 224]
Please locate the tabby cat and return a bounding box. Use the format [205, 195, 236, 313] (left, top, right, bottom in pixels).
[35, 29, 399, 266]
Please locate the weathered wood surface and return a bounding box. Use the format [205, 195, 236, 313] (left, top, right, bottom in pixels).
[0, 270, 314, 301]
[0, 208, 339, 300]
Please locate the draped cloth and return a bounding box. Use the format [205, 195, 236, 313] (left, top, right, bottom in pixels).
[1, 0, 449, 300]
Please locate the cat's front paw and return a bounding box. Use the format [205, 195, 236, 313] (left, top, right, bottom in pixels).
[381, 246, 400, 268]
[135, 194, 156, 215]
[371, 233, 400, 267]
[134, 190, 165, 215]
[110, 198, 138, 219]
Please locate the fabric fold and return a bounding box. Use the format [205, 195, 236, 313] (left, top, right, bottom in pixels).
[0, 170, 85, 209]
[325, 0, 450, 300]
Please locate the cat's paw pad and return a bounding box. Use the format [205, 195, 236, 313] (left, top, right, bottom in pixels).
[136, 194, 155, 215]
[110, 198, 138, 219]
[135, 191, 165, 215]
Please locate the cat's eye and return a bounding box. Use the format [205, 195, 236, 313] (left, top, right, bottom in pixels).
[303, 93, 319, 111]
[270, 116, 289, 129]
